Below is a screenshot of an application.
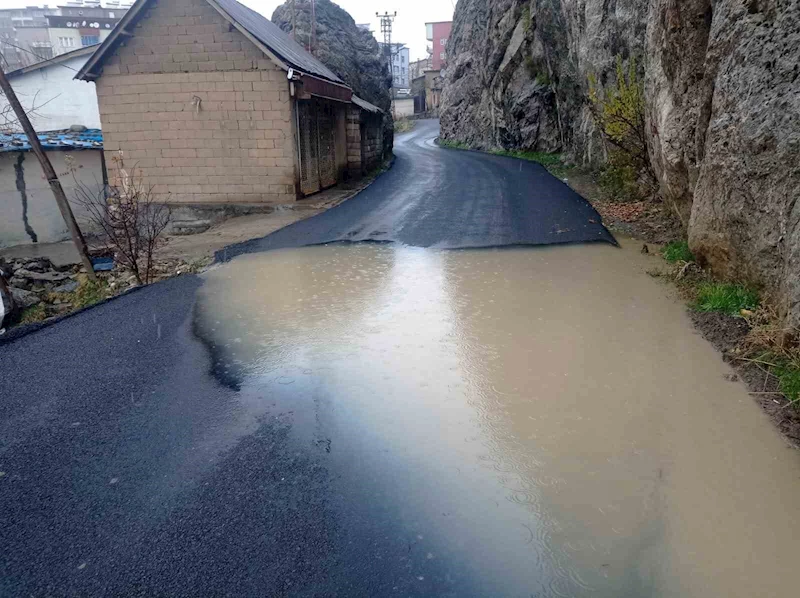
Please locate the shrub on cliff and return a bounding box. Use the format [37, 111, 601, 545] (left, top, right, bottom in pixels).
[588, 57, 656, 200]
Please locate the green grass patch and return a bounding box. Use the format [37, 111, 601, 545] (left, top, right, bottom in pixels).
[662, 240, 694, 263]
[69, 277, 109, 309]
[438, 139, 469, 150]
[694, 283, 759, 315]
[489, 148, 562, 166]
[777, 364, 800, 405]
[19, 304, 47, 324]
[439, 141, 568, 177]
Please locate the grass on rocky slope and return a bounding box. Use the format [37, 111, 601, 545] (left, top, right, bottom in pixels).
[662, 240, 694, 263]
[694, 283, 760, 316]
[654, 243, 800, 410]
[438, 140, 567, 177]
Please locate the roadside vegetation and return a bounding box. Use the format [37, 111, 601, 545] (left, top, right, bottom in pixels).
[439, 139, 569, 178]
[588, 56, 658, 205]
[394, 118, 415, 133]
[650, 239, 800, 414]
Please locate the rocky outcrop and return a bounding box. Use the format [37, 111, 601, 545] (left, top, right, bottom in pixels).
[441, 0, 800, 327]
[440, 0, 647, 157]
[271, 0, 391, 114]
[649, 0, 800, 327]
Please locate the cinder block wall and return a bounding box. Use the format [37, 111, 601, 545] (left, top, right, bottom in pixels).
[362, 115, 383, 171]
[345, 105, 362, 177]
[96, 0, 296, 204]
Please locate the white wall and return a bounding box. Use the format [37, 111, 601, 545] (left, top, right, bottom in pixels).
[0, 150, 104, 247]
[393, 98, 414, 119]
[0, 53, 101, 131]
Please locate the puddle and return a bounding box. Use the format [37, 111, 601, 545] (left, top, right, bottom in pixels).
[196, 239, 800, 597]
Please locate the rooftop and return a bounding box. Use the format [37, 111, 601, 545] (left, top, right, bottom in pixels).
[78, 0, 345, 85]
[0, 129, 103, 153]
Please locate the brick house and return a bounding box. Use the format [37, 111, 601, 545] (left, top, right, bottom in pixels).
[76, 0, 384, 205]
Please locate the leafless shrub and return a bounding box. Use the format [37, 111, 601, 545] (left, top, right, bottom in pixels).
[72, 152, 171, 285]
[0, 90, 57, 133]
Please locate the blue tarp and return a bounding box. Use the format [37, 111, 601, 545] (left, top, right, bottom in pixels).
[0, 129, 103, 152]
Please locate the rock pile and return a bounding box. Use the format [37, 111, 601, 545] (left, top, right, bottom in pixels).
[0, 254, 207, 330]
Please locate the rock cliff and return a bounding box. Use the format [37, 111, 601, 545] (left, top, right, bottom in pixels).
[270, 0, 391, 115]
[441, 0, 800, 328]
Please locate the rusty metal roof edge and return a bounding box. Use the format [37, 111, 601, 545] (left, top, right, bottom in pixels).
[351, 95, 383, 114]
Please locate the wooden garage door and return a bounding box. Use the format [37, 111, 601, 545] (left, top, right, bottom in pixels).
[298, 98, 337, 196]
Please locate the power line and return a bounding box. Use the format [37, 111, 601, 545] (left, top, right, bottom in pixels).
[0, 40, 80, 73]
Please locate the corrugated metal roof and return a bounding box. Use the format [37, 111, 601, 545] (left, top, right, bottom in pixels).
[0, 129, 103, 153]
[213, 0, 343, 84]
[78, 0, 346, 86]
[7, 44, 98, 79]
[352, 95, 383, 114]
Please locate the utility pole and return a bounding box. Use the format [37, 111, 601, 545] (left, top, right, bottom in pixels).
[376, 11, 397, 84]
[310, 0, 316, 55]
[0, 65, 96, 281]
[290, 0, 296, 40]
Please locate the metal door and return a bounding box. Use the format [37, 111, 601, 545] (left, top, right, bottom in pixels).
[297, 98, 338, 196]
[298, 100, 320, 196]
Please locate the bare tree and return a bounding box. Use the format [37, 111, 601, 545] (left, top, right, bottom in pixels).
[72, 153, 171, 285]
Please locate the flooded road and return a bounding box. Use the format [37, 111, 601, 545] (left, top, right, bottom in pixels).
[197, 239, 800, 597]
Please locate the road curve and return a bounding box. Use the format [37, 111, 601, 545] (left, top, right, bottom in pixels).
[218, 119, 614, 261]
[0, 121, 614, 596]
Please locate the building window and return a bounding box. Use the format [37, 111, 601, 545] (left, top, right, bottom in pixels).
[59, 37, 75, 47]
[440, 52, 445, 60]
[440, 38, 446, 46]
[393, 65, 399, 74]
[81, 35, 99, 46]
[108, 11, 114, 18]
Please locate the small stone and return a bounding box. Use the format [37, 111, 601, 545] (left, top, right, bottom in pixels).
[53, 280, 79, 294]
[13, 268, 72, 283]
[10, 286, 41, 308]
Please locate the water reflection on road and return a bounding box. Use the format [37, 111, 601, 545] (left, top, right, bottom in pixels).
[196, 240, 800, 597]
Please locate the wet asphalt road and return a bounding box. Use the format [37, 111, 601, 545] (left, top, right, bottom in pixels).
[0, 121, 612, 596]
[218, 119, 614, 261]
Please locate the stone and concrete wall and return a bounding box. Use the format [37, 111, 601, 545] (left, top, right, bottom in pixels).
[0, 149, 103, 248]
[95, 0, 296, 205]
[346, 105, 383, 177]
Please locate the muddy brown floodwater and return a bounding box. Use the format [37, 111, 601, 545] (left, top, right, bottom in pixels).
[196, 237, 800, 597]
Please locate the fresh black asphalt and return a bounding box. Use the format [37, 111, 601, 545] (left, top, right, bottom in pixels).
[0, 120, 613, 596]
[217, 119, 614, 262]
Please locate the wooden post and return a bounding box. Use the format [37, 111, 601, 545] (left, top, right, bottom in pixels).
[0, 64, 96, 281]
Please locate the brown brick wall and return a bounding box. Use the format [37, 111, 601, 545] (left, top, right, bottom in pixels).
[96, 0, 296, 204]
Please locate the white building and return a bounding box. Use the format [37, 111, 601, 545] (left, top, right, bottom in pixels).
[0, 45, 101, 131]
[47, 13, 119, 54]
[0, 1, 129, 71]
[379, 43, 410, 89]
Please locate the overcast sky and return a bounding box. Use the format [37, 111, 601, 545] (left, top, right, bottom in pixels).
[0, 0, 455, 61]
